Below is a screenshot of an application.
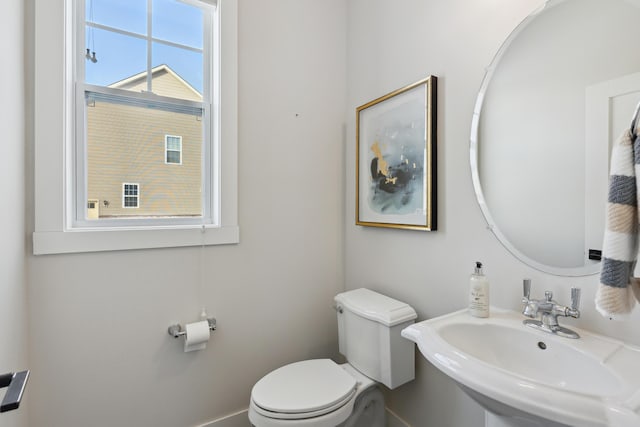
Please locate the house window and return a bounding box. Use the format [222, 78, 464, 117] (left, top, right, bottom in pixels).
[123, 183, 140, 208]
[32, 0, 239, 254]
[165, 135, 182, 164]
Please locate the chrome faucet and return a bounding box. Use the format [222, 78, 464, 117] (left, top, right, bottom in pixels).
[521, 279, 581, 339]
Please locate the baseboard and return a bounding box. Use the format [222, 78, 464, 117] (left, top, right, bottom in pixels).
[387, 406, 412, 427]
[197, 406, 408, 427]
[196, 409, 251, 427]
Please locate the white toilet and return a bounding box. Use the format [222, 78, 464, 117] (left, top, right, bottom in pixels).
[249, 288, 417, 427]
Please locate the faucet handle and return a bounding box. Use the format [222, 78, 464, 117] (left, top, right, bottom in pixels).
[545, 290, 553, 302]
[523, 279, 531, 300]
[571, 287, 581, 310]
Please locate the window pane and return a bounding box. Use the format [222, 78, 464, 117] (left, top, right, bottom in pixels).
[87, 97, 203, 219]
[124, 184, 138, 196]
[152, 42, 204, 96]
[124, 196, 138, 208]
[85, 28, 147, 88]
[166, 136, 181, 151]
[166, 151, 180, 164]
[88, 0, 147, 35]
[152, 0, 203, 49]
[78, 0, 213, 226]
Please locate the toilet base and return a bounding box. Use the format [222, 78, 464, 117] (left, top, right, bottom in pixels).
[339, 385, 385, 427]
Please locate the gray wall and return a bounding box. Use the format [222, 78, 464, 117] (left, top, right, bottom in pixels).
[0, 0, 28, 426]
[345, 0, 640, 425]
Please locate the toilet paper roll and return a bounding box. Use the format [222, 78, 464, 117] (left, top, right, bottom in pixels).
[184, 320, 210, 352]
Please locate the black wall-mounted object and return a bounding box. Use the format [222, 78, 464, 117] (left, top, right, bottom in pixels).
[588, 249, 602, 261]
[0, 370, 29, 412]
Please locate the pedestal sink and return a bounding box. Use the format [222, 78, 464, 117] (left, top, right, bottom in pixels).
[401, 308, 640, 427]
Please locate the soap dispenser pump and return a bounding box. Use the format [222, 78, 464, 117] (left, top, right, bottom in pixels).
[469, 261, 490, 318]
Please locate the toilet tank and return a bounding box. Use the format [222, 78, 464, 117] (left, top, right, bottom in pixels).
[334, 288, 417, 389]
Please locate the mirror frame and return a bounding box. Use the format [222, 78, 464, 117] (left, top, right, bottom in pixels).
[469, 0, 600, 277]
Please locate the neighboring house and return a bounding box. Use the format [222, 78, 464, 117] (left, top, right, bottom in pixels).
[87, 64, 203, 219]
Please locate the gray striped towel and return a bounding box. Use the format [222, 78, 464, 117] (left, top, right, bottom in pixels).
[597, 129, 640, 318]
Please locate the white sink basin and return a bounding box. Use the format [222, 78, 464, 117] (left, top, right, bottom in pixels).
[401, 308, 640, 427]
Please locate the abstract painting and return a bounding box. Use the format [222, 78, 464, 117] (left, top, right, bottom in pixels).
[356, 76, 437, 230]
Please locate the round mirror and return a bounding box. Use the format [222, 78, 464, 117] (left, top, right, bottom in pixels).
[471, 0, 640, 276]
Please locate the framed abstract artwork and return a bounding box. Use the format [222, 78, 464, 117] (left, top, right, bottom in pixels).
[356, 76, 437, 230]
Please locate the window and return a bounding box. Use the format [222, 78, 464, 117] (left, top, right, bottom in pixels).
[80, 0, 207, 223]
[165, 135, 182, 164]
[33, 0, 238, 254]
[123, 183, 140, 208]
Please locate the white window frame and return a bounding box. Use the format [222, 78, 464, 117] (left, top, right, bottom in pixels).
[122, 183, 140, 208]
[165, 135, 182, 165]
[33, 0, 238, 255]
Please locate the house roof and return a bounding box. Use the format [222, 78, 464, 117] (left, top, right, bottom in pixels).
[109, 64, 202, 100]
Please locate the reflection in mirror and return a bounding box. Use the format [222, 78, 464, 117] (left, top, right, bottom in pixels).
[471, 0, 640, 276]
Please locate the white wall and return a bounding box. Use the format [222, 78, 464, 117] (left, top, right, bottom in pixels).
[345, 0, 640, 425]
[0, 0, 28, 426]
[25, 1, 346, 426]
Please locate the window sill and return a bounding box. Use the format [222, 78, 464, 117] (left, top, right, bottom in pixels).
[33, 225, 239, 255]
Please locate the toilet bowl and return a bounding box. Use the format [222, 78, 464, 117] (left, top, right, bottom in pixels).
[248, 360, 382, 427]
[248, 289, 417, 427]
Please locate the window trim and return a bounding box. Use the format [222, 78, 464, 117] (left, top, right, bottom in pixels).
[165, 135, 183, 165]
[33, 0, 239, 255]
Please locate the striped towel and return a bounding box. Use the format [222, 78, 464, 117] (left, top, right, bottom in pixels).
[597, 129, 640, 319]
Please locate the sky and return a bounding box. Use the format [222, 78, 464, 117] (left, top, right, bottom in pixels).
[85, 0, 205, 93]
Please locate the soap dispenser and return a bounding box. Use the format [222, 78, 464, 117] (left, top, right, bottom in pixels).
[469, 261, 490, 318]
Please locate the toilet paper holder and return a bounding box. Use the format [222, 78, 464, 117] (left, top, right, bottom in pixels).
[168, 318, 217, 338]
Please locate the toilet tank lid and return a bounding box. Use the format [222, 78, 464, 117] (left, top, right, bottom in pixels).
[335, 288, 417, 326]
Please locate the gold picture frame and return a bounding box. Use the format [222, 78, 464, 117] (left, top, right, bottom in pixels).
[356, 76, 437, 230]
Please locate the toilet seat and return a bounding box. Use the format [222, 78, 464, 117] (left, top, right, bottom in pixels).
[251, 359, 358, 420]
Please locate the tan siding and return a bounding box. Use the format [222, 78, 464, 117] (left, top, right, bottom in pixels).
[153, 71, 202, 101]
[87, 100, 202, 218]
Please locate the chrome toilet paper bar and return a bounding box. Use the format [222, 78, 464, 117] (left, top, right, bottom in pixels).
[168, 318, 217, 338]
